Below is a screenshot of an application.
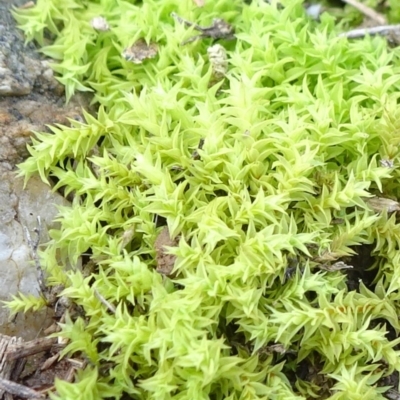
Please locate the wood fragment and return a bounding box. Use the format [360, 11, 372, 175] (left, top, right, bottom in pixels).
[10, 357, 26, 383]
[0, 334, 23, 398]
[5, 337, 58, 361]
[0, 377, 44, 399]
[341, 0, 386, 25]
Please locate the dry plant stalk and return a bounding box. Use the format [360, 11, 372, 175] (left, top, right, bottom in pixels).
[341, 0, 386, 25]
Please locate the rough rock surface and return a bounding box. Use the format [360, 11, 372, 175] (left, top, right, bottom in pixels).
[0, 1, 91, 339]
[0, 169, 69, 339]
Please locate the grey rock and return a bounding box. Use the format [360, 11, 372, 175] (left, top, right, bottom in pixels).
[0, 2, 91, 339]
[0, 168, 69, 340]
[0, 2, 62, 96]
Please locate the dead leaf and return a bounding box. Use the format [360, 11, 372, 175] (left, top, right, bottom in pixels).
[155, 226, 178, 276]
[365, 197, 400, 213]
[193, 0, 205, 6]
[122, 39, 158, 64]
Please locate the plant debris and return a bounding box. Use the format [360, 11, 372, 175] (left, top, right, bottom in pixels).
[90, 16, 110, 32]
[122, 38, 158, 64]
[319, 261, 353, 272]
[207, 44, 228, 81]
[171, 12, 235, 45]
[341, 0, 386, 25]
[192, 138, 205, 160]
[339, 24, 400, 44]
[365, 197, 400, 213]
[154, 226, 178, 276]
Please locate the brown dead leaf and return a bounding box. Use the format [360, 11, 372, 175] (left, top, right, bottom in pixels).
[155, 226, 178, 276]
[122, 39, 158, 64]
[365, 197, 400, 213]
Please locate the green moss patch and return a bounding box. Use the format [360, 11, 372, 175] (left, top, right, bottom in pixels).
[9, 0, 400, 398]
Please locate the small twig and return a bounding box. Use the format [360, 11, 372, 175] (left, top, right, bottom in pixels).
[0, 377, 44, 399]
[341, 0, 386, 25]
[94, 289, 116, 314]
[24, 216, 46, 294]
[338, 24, 400, 39]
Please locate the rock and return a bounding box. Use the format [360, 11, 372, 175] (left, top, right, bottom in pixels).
[0, 1, 93, 165]
[0, 4, 61, 96]
[0, 1, 92, 339]
[0, 168, 69, 340]
[0, 95, 90, 165]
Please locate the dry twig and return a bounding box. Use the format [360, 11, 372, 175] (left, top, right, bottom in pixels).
[0, 377, 44, 399]
[341, 0, 386, 25]
[94, 289, 116, 314]
[339, 24, 400, 40]
[171, 12, 234, 45]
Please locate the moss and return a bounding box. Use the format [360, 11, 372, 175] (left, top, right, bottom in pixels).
[8, 0, 400, 398]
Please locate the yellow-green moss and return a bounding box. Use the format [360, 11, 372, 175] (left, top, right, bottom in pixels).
[9, 0, 400, 398]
